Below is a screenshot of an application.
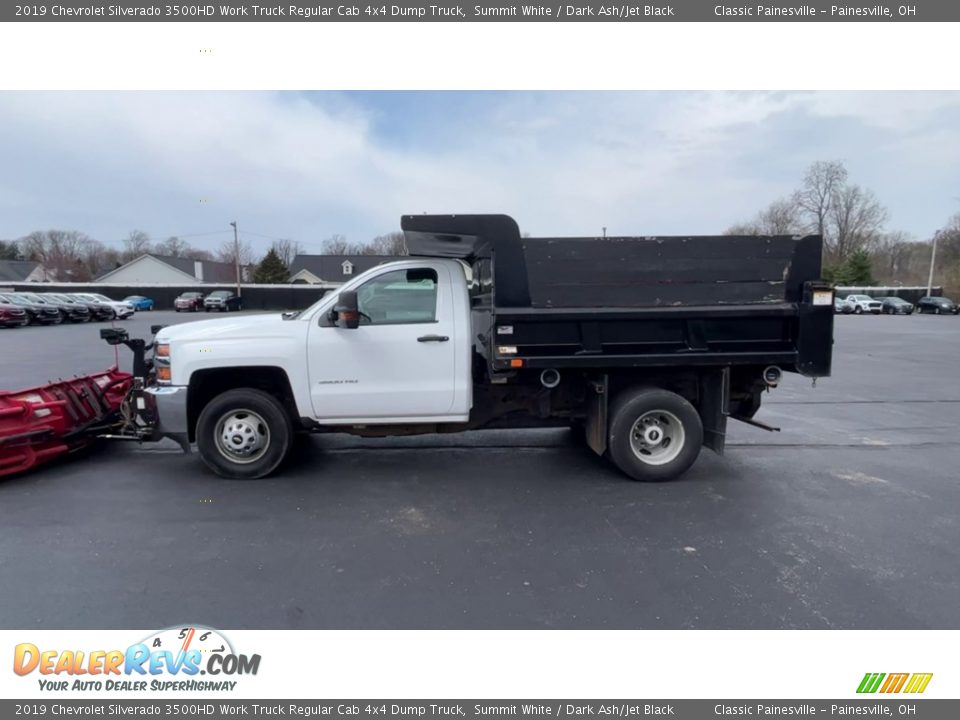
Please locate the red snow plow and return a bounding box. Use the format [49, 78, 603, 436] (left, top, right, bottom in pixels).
[0, 327, 160, 478]
[0, 369, 133, 477]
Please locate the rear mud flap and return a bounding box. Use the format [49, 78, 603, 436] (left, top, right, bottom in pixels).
[699, 367, 729, 455]
[585, 375, 608, 456]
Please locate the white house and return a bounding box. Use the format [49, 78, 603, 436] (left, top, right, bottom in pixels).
[97, 254, 248, 284]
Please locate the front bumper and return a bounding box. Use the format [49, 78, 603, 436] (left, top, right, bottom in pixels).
[143, 384, 190, 449]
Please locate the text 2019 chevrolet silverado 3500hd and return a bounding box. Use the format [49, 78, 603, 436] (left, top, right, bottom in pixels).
[133, 214, 833, 482]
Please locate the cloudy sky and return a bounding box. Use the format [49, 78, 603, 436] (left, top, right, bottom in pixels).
[1, 91, 958, 256]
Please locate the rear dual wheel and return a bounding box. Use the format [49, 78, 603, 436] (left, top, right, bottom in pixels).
[608, 388, 703, 482]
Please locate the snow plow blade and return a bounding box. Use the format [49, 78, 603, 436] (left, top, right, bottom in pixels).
[0, 369, 133, 478]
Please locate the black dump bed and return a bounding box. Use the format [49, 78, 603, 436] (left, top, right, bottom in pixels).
[402, 214, 833, 378]
[523, 234, 818, 308]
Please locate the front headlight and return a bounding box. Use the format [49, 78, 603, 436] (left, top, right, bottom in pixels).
[154, 343, 171, 383]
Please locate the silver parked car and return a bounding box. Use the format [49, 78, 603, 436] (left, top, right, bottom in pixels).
[834, 297, 855, 314]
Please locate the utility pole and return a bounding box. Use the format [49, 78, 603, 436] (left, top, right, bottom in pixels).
[926, 231, 938, 297]
[230, 221, 241, 297]
[602, 226, 607, 238]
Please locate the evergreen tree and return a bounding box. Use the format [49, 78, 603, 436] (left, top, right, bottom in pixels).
[0, 240, 21, 260]
[838, 249, 875, 286]
[253, 248, 289, 283]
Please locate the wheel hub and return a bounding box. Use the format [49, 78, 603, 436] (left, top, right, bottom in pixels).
[629, 410, 685, 466]
[216, 410, 270, 463]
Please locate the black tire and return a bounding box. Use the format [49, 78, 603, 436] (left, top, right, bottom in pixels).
[854, 306, 863, 314]
[175, 308, 181, 313]
[607, 387, 703, 482]
[196, 388, 294, 479]
[935, 307, 941, 315]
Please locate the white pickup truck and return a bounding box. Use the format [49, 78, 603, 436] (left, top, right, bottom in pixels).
[125, 214, 834, 483]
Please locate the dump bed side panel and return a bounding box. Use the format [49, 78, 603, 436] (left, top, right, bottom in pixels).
[522, 235, 821, 308]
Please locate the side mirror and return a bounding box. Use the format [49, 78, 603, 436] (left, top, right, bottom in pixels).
[333, 291, 360, 329]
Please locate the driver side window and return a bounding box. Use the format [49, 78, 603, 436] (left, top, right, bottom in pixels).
[356, 268, 438, 325]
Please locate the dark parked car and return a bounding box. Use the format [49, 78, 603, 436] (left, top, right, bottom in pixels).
[20, 292, 90, 323]
[174, 292, 205, 312]
[65, 293, 117, 321]
[880, 297, 914, 315]
[43, 293, 114, 321]
[0, 301, 29, 327]
[0, 293, 63, 325]
[203, 290, 243, 312]
[916, 296, 958, 315]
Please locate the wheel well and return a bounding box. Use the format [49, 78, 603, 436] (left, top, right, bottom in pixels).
[187, 366, 298, 442]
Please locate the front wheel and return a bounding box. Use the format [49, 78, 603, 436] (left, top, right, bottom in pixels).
[854, 306, 863, 314]
[196, 389, 294, 479]
[607, 388, 703, 482]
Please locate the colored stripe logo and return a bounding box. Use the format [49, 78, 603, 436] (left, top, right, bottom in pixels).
[857, 673, 933, 694]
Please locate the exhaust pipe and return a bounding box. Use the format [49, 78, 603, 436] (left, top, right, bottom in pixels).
[763, 366, 782, 388]
[540, 368, 561, 389]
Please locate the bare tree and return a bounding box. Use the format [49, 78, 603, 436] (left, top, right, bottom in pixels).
[321, 234, 358, 254]
[364, 231, 407, 255]
[725, 197, 803, 236]
[829, 183, 888, 259]
[79, 239, 118, 279]
[121, 230, 152, 261]
[216, 238, 256, 266]
[795, 160, 849, 241]
[870, 230, 915, 283]
[723, 221, 761, 236]
[154, 235, 191, 257]
[270, 238, 305, 267]
[185, 248, 215, 262]
[19, 229, 99, 281]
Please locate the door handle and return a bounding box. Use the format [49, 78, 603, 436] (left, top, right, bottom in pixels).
[417, 334, 449, 343]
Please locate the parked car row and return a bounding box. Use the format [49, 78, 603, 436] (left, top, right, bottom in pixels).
[0, 292, 142, 327]
[175, 290, 243, 312]
[835, 294, 958, 316]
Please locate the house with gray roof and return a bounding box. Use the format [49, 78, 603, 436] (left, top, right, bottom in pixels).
[288, 255, 406, 284]
[96, 254, 248, 284]
[0, 259, 52, 283]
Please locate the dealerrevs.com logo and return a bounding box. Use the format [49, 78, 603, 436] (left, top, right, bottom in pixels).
[13, 625, 260, 692]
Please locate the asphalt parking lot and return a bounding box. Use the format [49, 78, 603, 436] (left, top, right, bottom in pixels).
[1, 310, 958, 629]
